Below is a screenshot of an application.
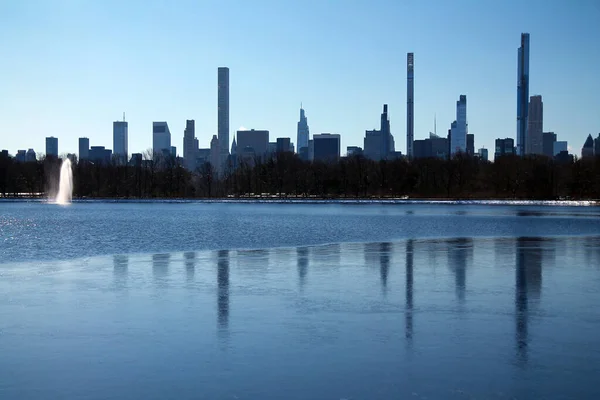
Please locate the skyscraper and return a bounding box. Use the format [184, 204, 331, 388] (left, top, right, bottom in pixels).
[183, 119, 197, 170]
[313, 133, 341, 162]
[153, 122, 171, 156]
[218, 67, 229, 159]
[113, 119, 128, 164]
[381, 104, 391, 158]
[582, 134, 595, 158]
[450, 95, 467, 156]
[297, 105, 310, 153]
[79, 137, 89, 161]
[406, 53, 414, 159]
[210, 135, 220, 171]
[542, 132, 557, 158]
[526, 95, 543, 155]
[517, 33, 530, 156]
[45, 137, 58, 157]
[466, 133, 474, 156]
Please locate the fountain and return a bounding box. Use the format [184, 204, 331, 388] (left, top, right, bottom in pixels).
[55, 158, 73, 205]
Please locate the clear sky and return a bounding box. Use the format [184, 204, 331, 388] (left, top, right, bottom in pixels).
[1, 0, 599, 158]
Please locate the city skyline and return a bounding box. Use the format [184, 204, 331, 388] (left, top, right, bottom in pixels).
[1, 1, 599, 157]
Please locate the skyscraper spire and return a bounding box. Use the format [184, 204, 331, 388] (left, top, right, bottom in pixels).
[407, 52, 414, 159]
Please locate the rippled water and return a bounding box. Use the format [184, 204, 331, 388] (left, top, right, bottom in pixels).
[1, 201, 600, 399]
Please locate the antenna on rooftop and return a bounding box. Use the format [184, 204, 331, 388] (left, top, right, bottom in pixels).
[123, 112, 126, 122]
[434, 113, 437, 135]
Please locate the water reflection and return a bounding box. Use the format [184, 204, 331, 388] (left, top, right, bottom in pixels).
[113, 255, 128, 290]
[217, 250, 230, 333]
[448, 238, 472, 303]
[184, 251, 196, 283]
[379, 242, 391, 294]
[297, 247, 309, 290]
[515, 237, 543, 365]
[152, 253, 170, 287]
[405, 240, 414, 342]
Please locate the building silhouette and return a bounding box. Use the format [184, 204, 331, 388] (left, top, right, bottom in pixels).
[45, 137, 58, 157]
[406, 52, 414, 159]
[236, 129, 269, 161]
[495, 138, 515, 158]
[210, 135, 220, 172]
[26, 148, 36, 162]
[183, 119, 197, 171]
[466, 133, 474, 156]
[297, 105, 310, 156]
[517, 33, 530, 156]
[89, 146, 112, 165]
[413, 132, 448, 159]
[113, 119, 128, 165]
[478, 147, 489, 161]
[543, 132, 557, 158]
[313, 133, 341, 162]
[218, 67, 230, 163]
[450, 95, 467, 156]
[346, 146, 363, 156]
[79, 137, 89, 161]
[152, 122, 171, 156]
[595, 134, 600, 156]
[276, 137, 292, 153]
[527, 95, 543, 155]
[582, 134, 595, 158]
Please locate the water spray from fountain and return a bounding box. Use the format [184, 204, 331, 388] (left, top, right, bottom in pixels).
[55, 158, 73, 205]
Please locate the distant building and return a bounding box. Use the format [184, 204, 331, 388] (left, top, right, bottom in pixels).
[170, 146, 176, 158]
[197, 148, 211, 166]
[268, 142, 277, 156]
[542, 132, 557, 158]
[478, 148, 489, 161]
[0, 150, 8, 159]
[210, 135, 220, 171]
[153, 122, 171, 156]
[183, 120, 197, 171]
[276, 137, 292, 153]
[363, 105, 394, 161]
[313, 133, 340, 162]
[297, 106, 310, 155]
[450, 95, 467, 156]
[527, 95, 543, 155]
[113, 120, 128, 164]
[466, 133, 474, 156]
[517, 33, 530, 156]
[582, 134, 595, 158]
[236, 130, 269, 160]
[308, 139, 314, 161]
[406, 52, 414, 159]
[89, 146, 112, 165]
[45, 137, 58, 157]
[553, 141, 567, 156]
[495, 138, 515, 159]
[413, 133, 448, 159]
[595, 133, 600, 156]
[218, 67, 230, 158]
[555, 150, 573, 164]
[16, 150, 26, 162]
[129, 153, 143, 167]
[346, 146, 363, 157]
[79, 137, 90, 161]
[26, 149, 36, 162]
[299, 146, 309, 161]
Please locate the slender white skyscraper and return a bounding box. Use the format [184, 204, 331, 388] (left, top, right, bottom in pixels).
[517, 33, 530, 156]
[218, 67, 229, 158]
[407, 53, 414, 159]
[113, 117, 128, 164]
[297, 105, 309, 153]
[450, 95, 467, 156]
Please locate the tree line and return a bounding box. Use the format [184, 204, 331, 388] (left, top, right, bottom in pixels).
[1, 151, 599, 200]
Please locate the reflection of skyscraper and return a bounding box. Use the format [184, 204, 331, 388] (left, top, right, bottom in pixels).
[379, 242, 391, 294]
[152, 253, 170, 285]
[297, 247, 309, 289]
[217, 250, 230, 332]
[515, 237, 543, 365]
[113, 254, 128, 290]
[405, 240, 414, 341]
[184, 251, 196, 283]
[448, 238, 472, 303]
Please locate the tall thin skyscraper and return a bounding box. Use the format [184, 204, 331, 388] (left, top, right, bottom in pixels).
[380, 104, 391, 158]
[450, 95, 467, 156]
[79, 137, 89, 161]
[183, 119, 197, 171]
[407, 53, 414, 159]
[297, 105, 310, 153]
[527, 95, 543, 155]
[517, 33, 530, 156]
[153, 122, 171, 156]
[218, 67, 230, 158]
[113, 118, 128, 164]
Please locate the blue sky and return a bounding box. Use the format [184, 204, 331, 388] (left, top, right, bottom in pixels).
[1, 0, 599, 157]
